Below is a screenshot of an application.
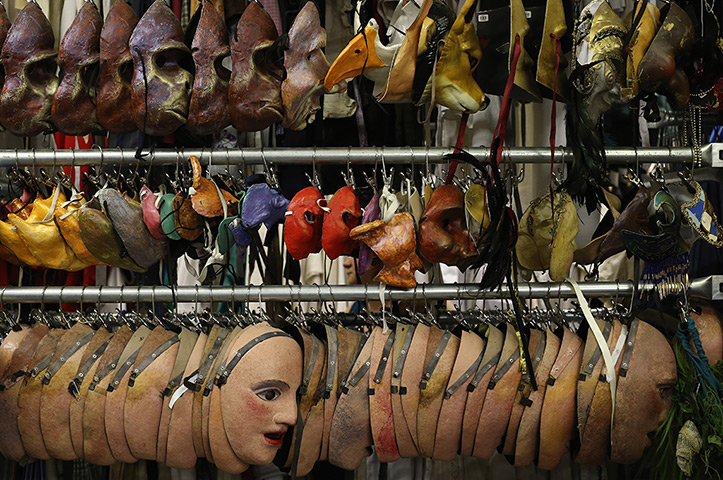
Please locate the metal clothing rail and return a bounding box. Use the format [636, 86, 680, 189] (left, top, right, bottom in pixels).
[0, 145, 720, 167]
[0, 276, 719, 303]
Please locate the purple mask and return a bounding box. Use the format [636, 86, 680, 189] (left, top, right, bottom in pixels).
[242, 183, 290, 230]
[228, 216, 252, 247]
[358, 189, 381, 276]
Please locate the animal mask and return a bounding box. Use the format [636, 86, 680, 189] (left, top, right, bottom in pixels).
[188, 156, 237, 217]
[242, 183, 290, 230]
[128, 0, 193, 135]
[350, 212, 422, 288]
[140, 186, 166, 240]
[358, 189, 381, 277]
[229, 2, 284, 132]
[51, 2, 103, 136]
[282, 2, 330, 130]
[186, 0, 231, 135]
[418, 184, 477, 270]
[284, 186, 326, 260]
[0, 2, 58, 136]
[98, 0, 139, 134]
[322, 186, 362, 260]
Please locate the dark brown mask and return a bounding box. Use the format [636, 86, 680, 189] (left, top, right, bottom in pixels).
[0, 3, 11, 118]
[129, 0, 193, 136]
[51, 2, 103, 136]
[229, 2, 284, 132]
[186, 0, 231, 135]
[418, 184, 478, 270]
[98, 0, 139, 134]
[281, 1, 329, 130]
[0, 2, 58, 136]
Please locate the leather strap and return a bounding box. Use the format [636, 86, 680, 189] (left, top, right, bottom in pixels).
[299, 336, 321, 396]
[446, 352, 484, 399]
[339, 334, 368, 395]
[129, 335, 180, 387]
[89, 355, 121, 391]
[187, 328, 229, 392]
[579, 321, 612, 380]
[345, 356, 372, 391]
[488, 348, 520, 390]
[30, 353, 54, 378]
[518, 333, 547, 405]
[215, 331, 292, 387]
[420, 331, 452, 390]
[162, 330, 198, 397]
[468, 351, 501, 392]
[392, 324, 415, 378]
[107, 347, 141, 393]
[372, 330, 396, 385]
[43, 331, 96, 385]
[618, 319, 639, 378]
[548, 335, 581, 386]
[69, 337, 112, 399]
[324, 326, 338, 399]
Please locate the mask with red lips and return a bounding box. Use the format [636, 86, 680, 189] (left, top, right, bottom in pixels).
[284, 186, 326, 260]
[0, 2, 58, 137]
[322, 186, 362, 260]
[418, 184, 478, 269]
[128, 0, 193, 136]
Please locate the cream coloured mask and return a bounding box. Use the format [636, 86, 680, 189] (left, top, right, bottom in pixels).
[128, 0, 193, 135]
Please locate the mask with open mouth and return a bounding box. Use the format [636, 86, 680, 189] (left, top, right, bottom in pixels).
[0, 2, 58, 137]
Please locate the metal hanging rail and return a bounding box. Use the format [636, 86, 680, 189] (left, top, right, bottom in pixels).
[0, 276, 719, 304]
[0, 145, 719, 167]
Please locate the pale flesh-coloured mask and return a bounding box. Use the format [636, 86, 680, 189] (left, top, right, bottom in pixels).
[51, 2, 103, 135]
[229, 2, 284, 132]
[98, 0, 139, 134]
[128, 0, 193, 136]
[418, 184, 478, 270]
[0, 2, 58, 136]
[284, 186, 326, 260]
[186, 0, 231, 135]
[282, 2, 330, 130]
[611, 320, 676, 463]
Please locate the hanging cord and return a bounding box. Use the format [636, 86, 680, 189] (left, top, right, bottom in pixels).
[677, 316, 723, 403]
[133, 47, 151, 161]
[549, 33, 562, 217]
[489, 34, 523, 169]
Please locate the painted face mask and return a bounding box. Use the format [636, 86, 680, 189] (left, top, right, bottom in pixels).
[51, 2, 103, 136]
[186, 0, 231, 135]
[283, 186, 326, 260]
[128, 0, 193, 135]
[229, 2, 284, 132]
[0, 2, 58, 137]
[98, 0, 139, 134]
[418, 184, 477, 270]
[350, 212, 422, 288]
[242, 183, 290, 231]
[282, 2, 330, 130]
[322, 186, 362, 260]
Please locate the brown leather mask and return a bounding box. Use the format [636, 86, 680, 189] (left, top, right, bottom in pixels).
[229, 2, 284, 132]
[129, 0, 193, 135]
[0, 2, 58, 136]
[418, 185, 477, 270]
[0, 3, 11, 128]
[281, 2, 329, 130]
[186, 0, 231, 135]
[284, 186, 326, 260]
[51, 2, 103, 136]
[98, 0, 139, 134]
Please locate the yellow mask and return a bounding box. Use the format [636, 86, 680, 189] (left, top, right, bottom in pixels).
[537, 0, 570, 99]
[623, 3, 660, 99]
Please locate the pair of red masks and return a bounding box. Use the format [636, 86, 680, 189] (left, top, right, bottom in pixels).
[284, 186, 327, 260]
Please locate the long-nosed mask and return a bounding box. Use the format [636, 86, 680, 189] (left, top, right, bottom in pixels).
[98, 0, 139, 134]
[322, 186, 362, 260]
[129, 0, 193, 136]
[282, 2, 330, 130]
[418, 184, 477, 270]
[51, 2, 103, 136]
[186, 0, 231, 135]
[242, 183, 290, 231]
[284, 186, 326, 260]
[229, 2, 284, 132]
[0, 2, 58, 137]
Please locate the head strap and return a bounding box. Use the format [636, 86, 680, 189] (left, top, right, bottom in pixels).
[215, 330, 293, 387]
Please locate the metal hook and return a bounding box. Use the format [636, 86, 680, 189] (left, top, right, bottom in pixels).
[260, 148, 279, 189]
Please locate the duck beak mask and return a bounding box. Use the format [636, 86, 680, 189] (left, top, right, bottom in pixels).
[129, 0, 193, 136]
[98, 0, 139, 134]
[0, 2, 58, 137]
[186, 0, 232, 135]
[52, 2, 104, 136]
[324, 22, 386, 91]
[284, 186, 326, 261]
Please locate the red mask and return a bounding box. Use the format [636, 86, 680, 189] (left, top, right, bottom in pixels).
[322, 186, 362, 260]
[284, 186, 326, 260]
[418, 184, 478, 269]
[98, 0, 139, 134]
[186, 0, 231, 135]
[51, 2, 103, 135]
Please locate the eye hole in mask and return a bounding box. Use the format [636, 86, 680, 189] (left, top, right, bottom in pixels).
[119, 59, 133, 84]
[81, 61, 101, 91]
[27, 58, 56, 87]
[304, 211, 316, 225]
[214, 55, 232, 82]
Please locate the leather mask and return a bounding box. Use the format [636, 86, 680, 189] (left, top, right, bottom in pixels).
[186, 0, 231, 135]
[140, 186, 166, 240]
[129, 0, 193, 135]
[51, 2, 103, 136]
[516, 191, 579, 282]
[349, 212, 422, 288]
[418, 184, 477, 270]
[283, 186, 326, 260]
[358, 189, 382, 277]
[638, 2, 695, 108]
[0, 2, 58, 136]
[189, 156, 237, 217]
[242, 183, 290, 231]
[689, 302, 723, 365]
[323, 19, 388, 93]
[282, 2, 330, 130]
[611, 320, 676, 463]
[322, 186, 362, 260]
[623, 3, 660, 100]
[0, 3, 11, 130]
[98, 0, 139, 134]
[229, 2, 283, 132]
[55, 201, 108, 266]
[537, 0, 569, 99]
